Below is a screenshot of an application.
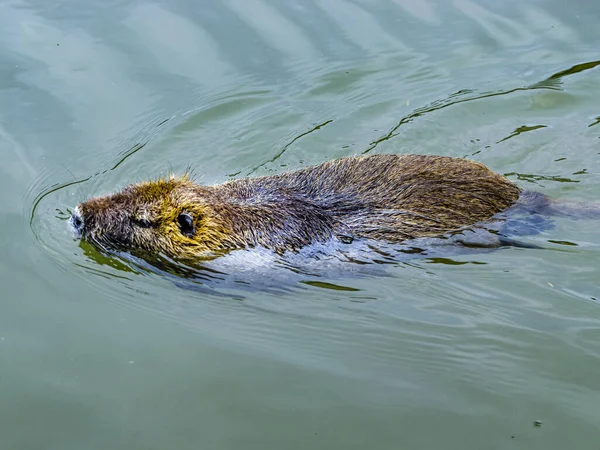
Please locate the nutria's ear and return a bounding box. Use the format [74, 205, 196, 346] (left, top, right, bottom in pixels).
[177, 213, 195, 237]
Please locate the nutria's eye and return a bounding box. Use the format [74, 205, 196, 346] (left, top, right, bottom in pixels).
[133, 217, 152, 228]
[177, 213, 195, 237]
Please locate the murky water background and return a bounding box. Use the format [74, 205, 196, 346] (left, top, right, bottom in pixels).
[1, 0, 600, 448]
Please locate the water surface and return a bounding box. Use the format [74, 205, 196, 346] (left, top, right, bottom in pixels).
[2, 0, 600, 449]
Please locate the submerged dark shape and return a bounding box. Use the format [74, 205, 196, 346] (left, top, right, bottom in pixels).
[70, 154, 596, 260]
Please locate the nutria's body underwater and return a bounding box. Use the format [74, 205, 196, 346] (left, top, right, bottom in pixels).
[71, 154, 599, 260]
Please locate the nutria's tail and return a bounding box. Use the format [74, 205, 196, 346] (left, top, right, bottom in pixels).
[518, 189, 600, 219]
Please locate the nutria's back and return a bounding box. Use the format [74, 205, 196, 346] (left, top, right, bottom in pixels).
[72, 154, 521, 258]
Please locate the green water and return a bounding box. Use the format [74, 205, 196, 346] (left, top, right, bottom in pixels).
[2, 0, 600, 448]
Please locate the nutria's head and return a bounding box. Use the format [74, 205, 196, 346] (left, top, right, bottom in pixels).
[71, 177, 229, 259]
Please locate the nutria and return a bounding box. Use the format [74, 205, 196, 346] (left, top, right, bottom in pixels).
[70, 154, 594, 259]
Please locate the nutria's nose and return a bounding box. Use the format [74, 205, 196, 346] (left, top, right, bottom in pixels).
[71, 208, 84, 234]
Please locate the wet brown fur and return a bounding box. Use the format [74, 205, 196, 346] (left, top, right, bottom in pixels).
[76, 154, 521, 259]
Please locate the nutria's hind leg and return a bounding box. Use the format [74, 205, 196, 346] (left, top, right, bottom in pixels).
[517, 189, 600, 219]
[450, 227, 543, 250]
[495, 236, 544, 249]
